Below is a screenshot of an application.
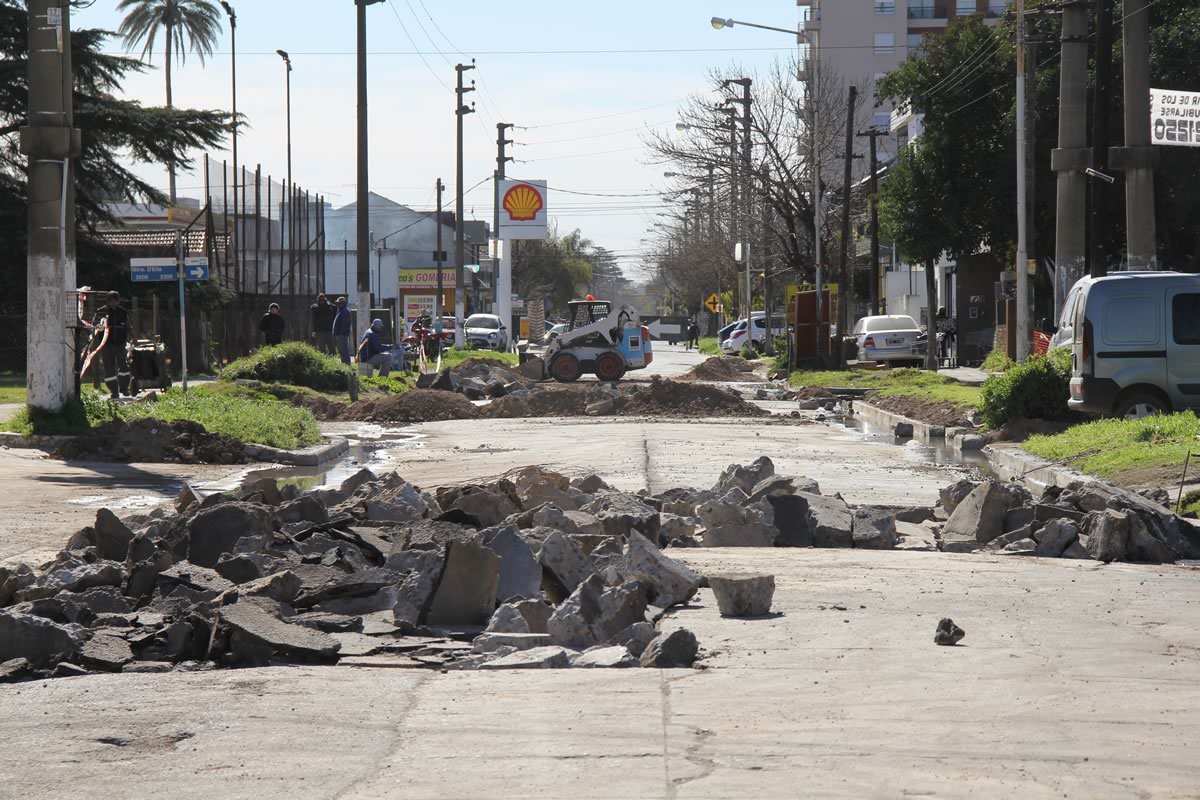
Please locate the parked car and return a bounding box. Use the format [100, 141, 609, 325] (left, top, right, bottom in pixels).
[851, 315, 924, 365]
[1067, 271, 1200, 419]
[719, 312, 785, 354]
[464, 313, 509, 351]
[716, 320, 740, 344]
[543, 323, 568, 345]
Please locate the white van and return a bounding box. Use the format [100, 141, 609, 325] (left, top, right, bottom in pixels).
[1067, 271, 1200, 418]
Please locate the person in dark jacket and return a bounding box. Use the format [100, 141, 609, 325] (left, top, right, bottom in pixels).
[356, 318, 392, 377]
[310, 293, 336, 355]
[92, 291, 131, 398]
[332, 296, 353, 364]
[259, 303, 286, 346]
[687, 321, 700, 350]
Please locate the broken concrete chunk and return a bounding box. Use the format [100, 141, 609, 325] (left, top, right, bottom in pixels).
[478, 645, 571, 670]
[571, 645, 637, 668]
[485, 603, 531, 634]
[938, 479, 978, 514]
[584, 493, 660, 540]
[609, 621, 657, 658]
[715, 457, 775, 495]
[625, 531, 700, 608]
[451, 489, 519, 529]
[93, 509, 135, 562]
[79, 632, 134, 671]
[276, 496, 329, 525]
[238, 571, 303, 604]
[1035, 519, 1079, 558]
[639, 628, 699, 668]
[852, 507, 897, 550]
[1085, 509, 1131, 563]
[702, 523, 777, 547]
[999, 538, 1038, 555]
[471, 632, 551, 654]
[426, 541, 501, 626]
[708, 575, 775, 617]
[186, 502, 273, 569]
[800, 492, 853, 548]
[220, 601, 341, 663]
[0, 657, 31, 683]
[940, 482, 1010, 552]
[17, 560, 126, 602]
[538, 531, 595, 597]
[934, 617, 965, 646]
[0, 611, 88, 666]
[479, 525, 542, 602]
[286, 611, 363, 633]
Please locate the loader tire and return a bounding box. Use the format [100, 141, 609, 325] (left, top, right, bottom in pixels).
[549, 353, 581, 383]
[594, 352, 626, 382]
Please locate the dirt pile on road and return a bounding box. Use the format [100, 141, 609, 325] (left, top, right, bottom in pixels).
[477, 377, 769, 420]
[620, 377, 768, 418]
[863, 393, 973, 428]
[680, 357, 757, 382]
[340, 390, 477, 423]
[56, 418, 248, 465]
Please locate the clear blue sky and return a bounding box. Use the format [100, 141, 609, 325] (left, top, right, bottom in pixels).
[78, 0, 800, 276]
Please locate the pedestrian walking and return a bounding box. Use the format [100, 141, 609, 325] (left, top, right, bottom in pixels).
[259, 303, 286, 346]
[356, 318, 392, 377]
[310, 293, 336, 355]
[332, 296, 353, 364]
[92, 291, 131, 399]
[688, 320, 700, 351]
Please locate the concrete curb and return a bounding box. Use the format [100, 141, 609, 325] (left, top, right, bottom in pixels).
[983, 443, 1091, 495]
[854, 400, 946, 442]
[243, 438, 350, 467]
[0, 431, 75, 451]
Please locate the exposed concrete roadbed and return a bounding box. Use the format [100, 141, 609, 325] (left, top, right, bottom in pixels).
[3, 548, 1197, 799]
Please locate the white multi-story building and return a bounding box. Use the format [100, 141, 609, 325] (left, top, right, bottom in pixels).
[798, 0, 1005, 154]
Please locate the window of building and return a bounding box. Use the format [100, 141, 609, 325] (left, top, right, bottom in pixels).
[874, 32, 895, 55]
[907, 33, 926, 56]
[909, 0, 936, 19]
[874, 0, 895, 14]
[986, 0, 1007, 16]
[956, 0, 978, 14]
[873, 111, 892, 130]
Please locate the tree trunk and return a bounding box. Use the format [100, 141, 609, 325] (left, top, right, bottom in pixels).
[165, 22, 176, 203]
[925, 258, 938, 371]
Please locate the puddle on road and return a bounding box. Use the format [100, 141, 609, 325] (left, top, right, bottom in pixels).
[203, 424, 425, 495]
[65, 493, 170, 510]
[836, 412, 994, 476]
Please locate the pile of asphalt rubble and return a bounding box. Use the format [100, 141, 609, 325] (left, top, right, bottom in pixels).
[4, 456, 1193, 682]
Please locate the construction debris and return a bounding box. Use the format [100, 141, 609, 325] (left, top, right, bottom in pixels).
[934, 618, 965, 646]
[56, 418, 249, 465]
[679, 357, 758, 382]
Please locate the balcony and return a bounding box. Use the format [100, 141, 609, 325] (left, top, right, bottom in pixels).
[803, 7, 820, 30]
[796, 58, 809, 81]
[796, 0, 811, 6]
[907, 5, 949, 29]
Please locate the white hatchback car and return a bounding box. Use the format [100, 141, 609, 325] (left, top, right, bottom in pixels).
[853, 315, 924, 365]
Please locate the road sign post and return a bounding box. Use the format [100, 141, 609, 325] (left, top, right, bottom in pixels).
[176, 232, 188, 392]
[704, 293, 720, 314]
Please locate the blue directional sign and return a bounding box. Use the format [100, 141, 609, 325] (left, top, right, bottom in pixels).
[183, 257, 210, 282]
[130, 258, 178, 283]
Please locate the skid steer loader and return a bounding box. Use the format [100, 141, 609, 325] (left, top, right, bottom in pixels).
[541, 299, 653, 383]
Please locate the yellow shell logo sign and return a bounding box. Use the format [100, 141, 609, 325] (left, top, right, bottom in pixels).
[503, 183, 544, 222]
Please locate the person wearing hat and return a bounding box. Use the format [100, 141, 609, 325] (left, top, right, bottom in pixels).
[356, 318, 394, 377]
[259, 302, 286, 346]
[331, 296, 353, 364]
[92, 291, 131, 399]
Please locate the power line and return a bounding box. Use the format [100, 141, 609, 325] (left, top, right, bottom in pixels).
[517, 120, 674, 146]
[514, 145, 645, 163]
[384, 0, 451, 93]
[517, 99, 685, 130]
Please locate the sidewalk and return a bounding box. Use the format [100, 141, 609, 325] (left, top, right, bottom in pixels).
[938, 366, 988, 386]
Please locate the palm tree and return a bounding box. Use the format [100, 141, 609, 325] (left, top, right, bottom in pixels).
[117, 0, 222, 202]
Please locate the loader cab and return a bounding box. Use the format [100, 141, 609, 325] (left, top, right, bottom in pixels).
[567, 300, 613, 330]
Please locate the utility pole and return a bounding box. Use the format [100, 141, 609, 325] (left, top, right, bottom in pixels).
[809, 48, 825, 361]
[494, 122, 513, 327]
[837, 86, 857, 370]
[454, 61, 476, 347]
[858, 127, 884, 316]
[1088, 0, 1115, 279]
[24, 0, 80, 411]
[1117, 0, 1157, 269]
[1015, 0, 1031, 361]
[221, 2, 238, 293]
[436, 178, 445, 320]
[1051, 0, 1089, 316]
[356, 0, 383, 331]
[722, 108, 739, 315]
[724, 79, 753, 321]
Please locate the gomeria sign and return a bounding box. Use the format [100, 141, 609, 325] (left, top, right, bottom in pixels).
[1150, 88, 1200, 147]
[399, 268, 457, 289]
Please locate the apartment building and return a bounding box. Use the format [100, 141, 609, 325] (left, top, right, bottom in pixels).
[798, 0, 1005, 153]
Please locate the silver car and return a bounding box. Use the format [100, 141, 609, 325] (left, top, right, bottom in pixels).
[464, 313, 509, 351]
[852, 315, 923, 366]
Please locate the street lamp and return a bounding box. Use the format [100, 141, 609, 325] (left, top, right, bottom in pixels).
[663, 171, 678, 178]
[356, 0, 386, 327]
[714, 13, 817, 363]
[220, 1, 238, 290]
[277, 49, 293, 292]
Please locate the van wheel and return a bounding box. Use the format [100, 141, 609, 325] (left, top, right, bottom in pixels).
[1114, 393, 1169, 420]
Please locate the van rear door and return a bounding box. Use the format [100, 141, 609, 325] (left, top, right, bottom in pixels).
[1166, 289, 1200, 410]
